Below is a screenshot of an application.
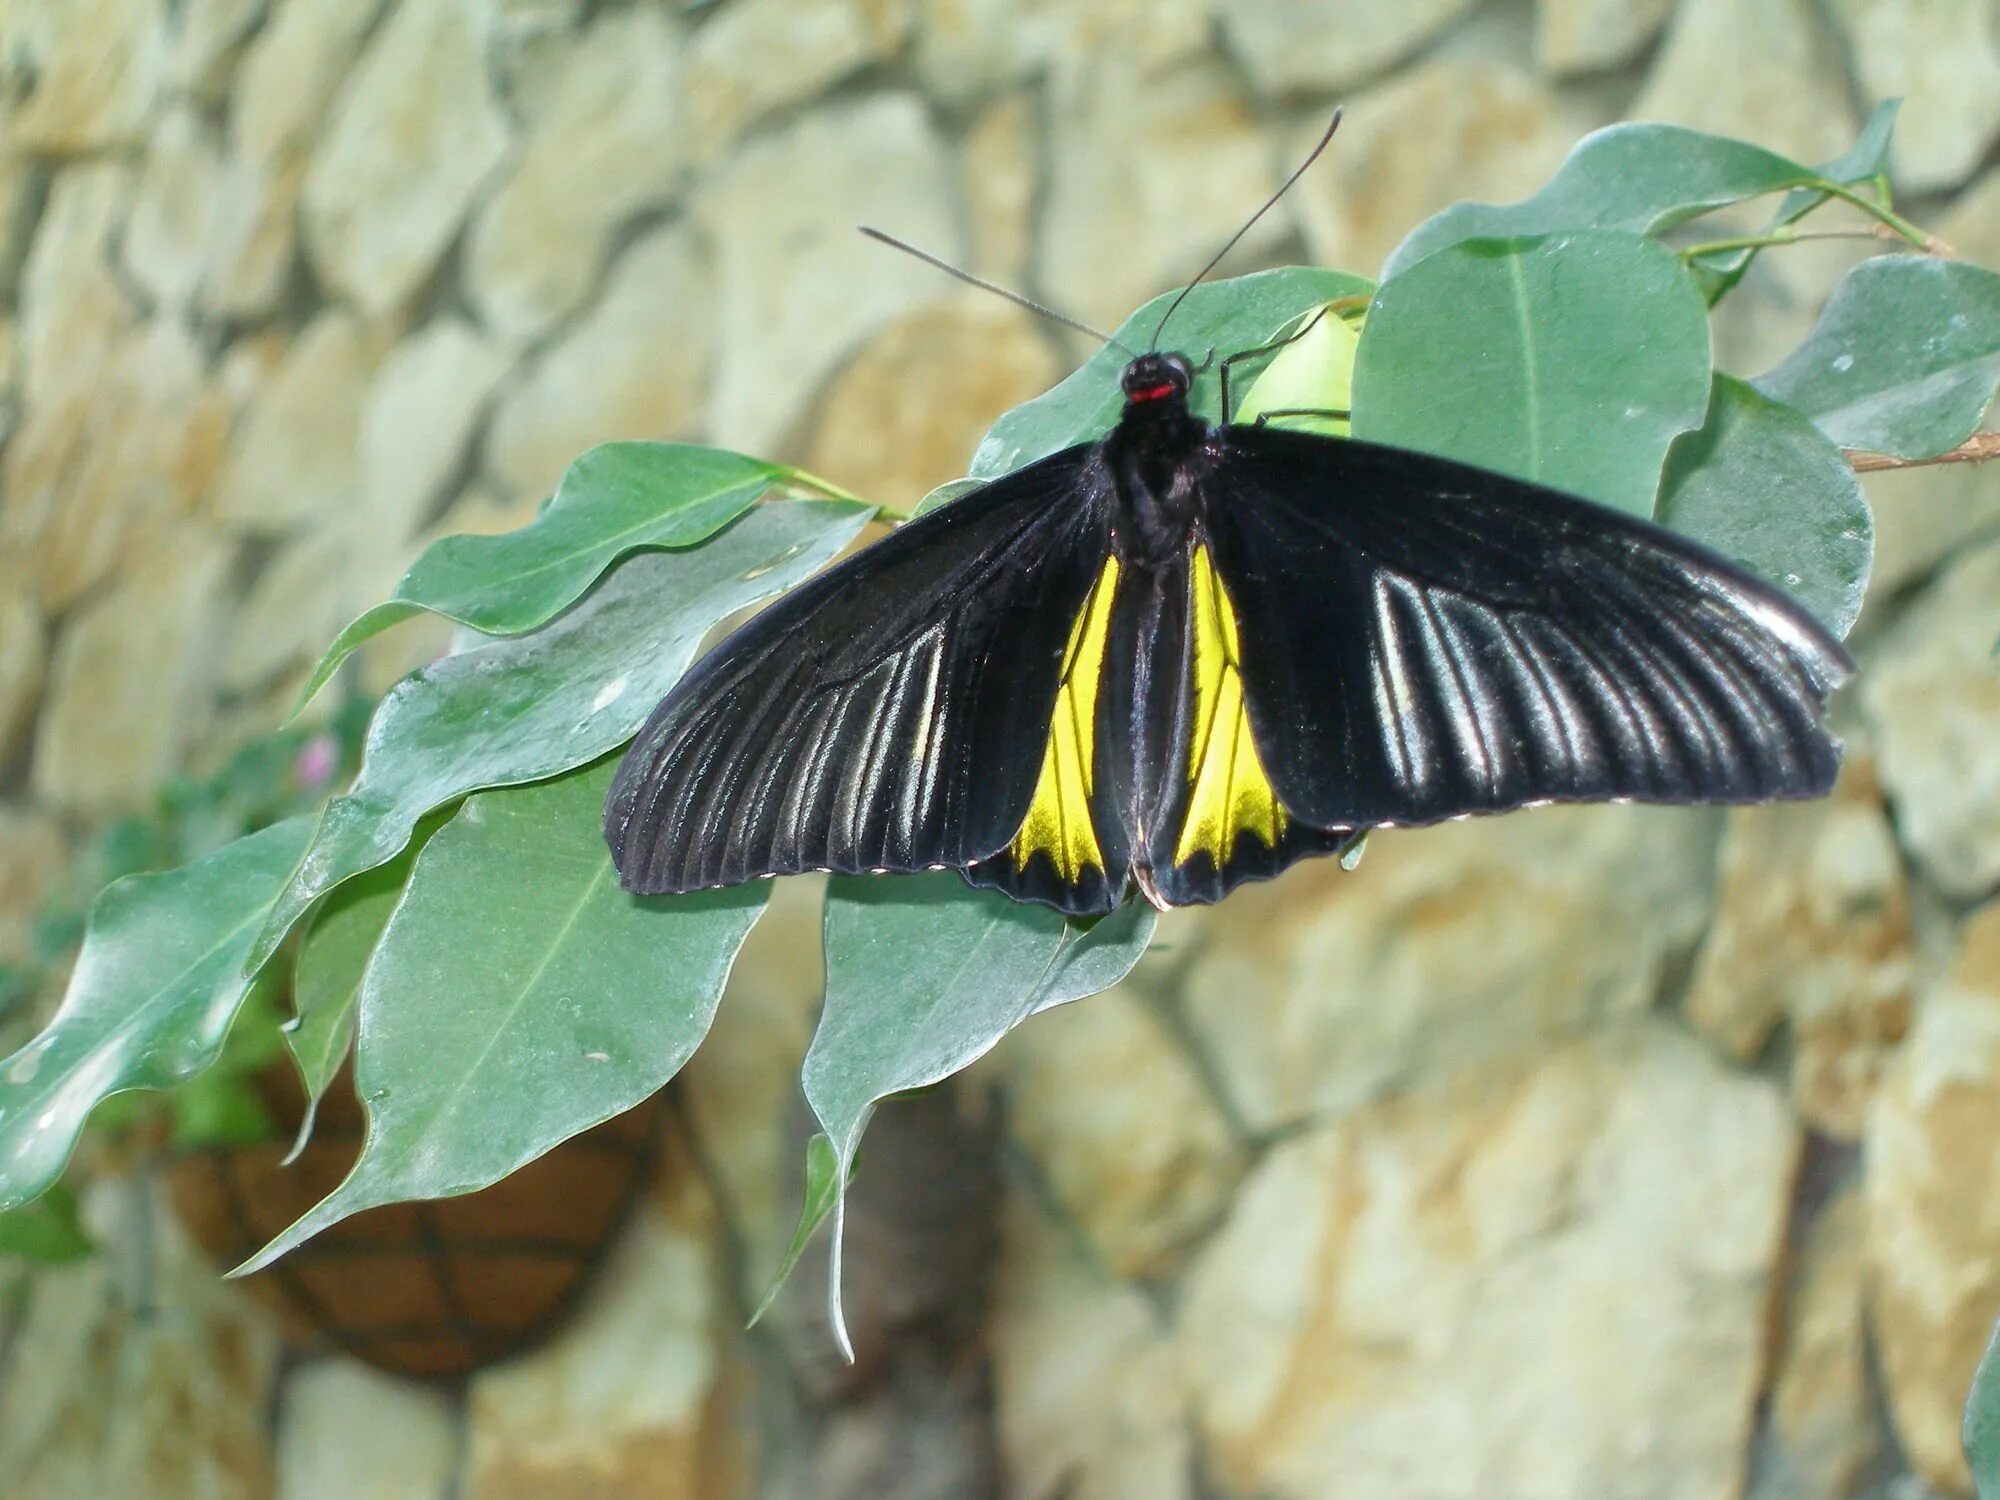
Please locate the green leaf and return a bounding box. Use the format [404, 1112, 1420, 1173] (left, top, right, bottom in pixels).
[0, 1183, 91, 1263]
[1751, 256, 2000, 460]
[748, 897, 1155, 1329]
[282, 851, 417, 1157]
[1786, 99, 1899, 214]
[1384, 124, 1846, 279]
[912, 478, 984, 517]
[235, 760, 765, 1274]
[1235, 306, 1360, 436]
[1353, 231, 1714, 517]
[1029, 896, 1159, 1016]
[1657, 376, 1872, 638]
[295, 443, 795, 712]
[806, 877, 1067, 1171]
[748, 1132, 844, 1326]
[1690, 101, 1901, 303]
[246, 500, 871, 974]
[801, 877, 1153, 1356]
[970, 268, 1374, 478]
[0, 817, 314, 1213]
[754, 896, 1155, 1327]
[1971, 1315, 2000, 1498]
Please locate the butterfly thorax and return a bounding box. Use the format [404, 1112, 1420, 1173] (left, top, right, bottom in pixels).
[1107, 351, 1211, 565]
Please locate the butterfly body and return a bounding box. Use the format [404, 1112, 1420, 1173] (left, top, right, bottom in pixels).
[607, 348, 1852, 917]
[1101, 352, 1214, 563]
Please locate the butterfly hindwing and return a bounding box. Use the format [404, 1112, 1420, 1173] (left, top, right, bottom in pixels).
[605, 446, 1120, 903]
[962, 554, 1129, 914]
[1201, 426, 1853, 833]
[1143, 539, 1363, 907]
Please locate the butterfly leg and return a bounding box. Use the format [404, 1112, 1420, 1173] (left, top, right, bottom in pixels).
[1217, 306, 1332, 421]
[1253, 407, 1350, 426]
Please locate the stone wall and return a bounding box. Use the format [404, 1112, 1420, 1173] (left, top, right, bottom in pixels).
[2, 0, 2000, 1497]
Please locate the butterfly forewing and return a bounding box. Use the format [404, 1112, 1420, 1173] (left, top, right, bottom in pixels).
[604, 447, 1116, 895]
[1203, 427, 1853, 834]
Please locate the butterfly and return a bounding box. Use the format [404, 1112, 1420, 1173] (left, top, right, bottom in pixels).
[605, 112, 1852, 917]
[603, 332, 1851, 917]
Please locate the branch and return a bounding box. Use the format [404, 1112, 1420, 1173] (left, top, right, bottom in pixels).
[1817, 181, 1940, 253]
[1846, 431, 2000, 472]
[1680, 223, 1954, 261]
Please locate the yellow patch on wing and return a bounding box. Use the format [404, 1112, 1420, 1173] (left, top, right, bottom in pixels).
[1174, 545, 1287, 866]
[1010, 557, 1121, 881]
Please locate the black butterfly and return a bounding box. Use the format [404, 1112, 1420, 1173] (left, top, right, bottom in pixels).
[605, 120, 1852, 917]
[604, 335, 1850, 916]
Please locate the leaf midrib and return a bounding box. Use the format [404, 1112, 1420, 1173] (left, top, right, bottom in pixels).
[1507, 251, 1544, 479]
[359, 851, 613, 1176]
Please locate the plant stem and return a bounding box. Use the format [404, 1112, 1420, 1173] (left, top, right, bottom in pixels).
[1846, 432, 2000, 472]
[783, 466, 897, 516]
[1680, 226, 1904, 260]
[1817, 181, 1937, 251]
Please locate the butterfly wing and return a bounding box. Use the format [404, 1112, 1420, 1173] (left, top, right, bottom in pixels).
[1200, 426, 1853, 835]
[605, 446, 1123, 907]
[959, 545, 1131, 916]
[1132, 541, 1366, 909]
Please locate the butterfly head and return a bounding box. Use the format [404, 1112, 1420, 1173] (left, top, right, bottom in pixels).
[1120, 352, 1193, 410]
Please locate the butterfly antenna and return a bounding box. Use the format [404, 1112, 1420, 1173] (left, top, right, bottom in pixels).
[1150, 106, 1344, 352]
[859, 226, 1137, 357]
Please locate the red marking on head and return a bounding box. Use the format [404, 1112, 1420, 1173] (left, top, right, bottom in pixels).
[1128, 382, 1177, 404]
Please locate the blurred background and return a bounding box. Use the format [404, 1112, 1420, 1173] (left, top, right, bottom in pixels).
[1, 0, 1998, 1497]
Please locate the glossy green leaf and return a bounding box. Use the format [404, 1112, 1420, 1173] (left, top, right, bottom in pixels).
[801, 877, 1154, 1356]
[806, 877, 1066, 1170]
[1971, 1315, 2000, 1498]
[1353, 231, 1713, 517]
[1690, 102, 1900, 303]
[236, 760, 765, 1274]
[0, 817, 314, 1213]
[1774, 100, 1899, 221]
[1657, 376, 1872, 638]
[1751, 256, 2000, 459]
[1385, 124, 1844, 279]
[912, 478, 984, 517]
[295, 444, 795, 711]
[758, 894, 1157, 1325]
[748, 1132, 843, 1326]
[1235, 306, 1359, 436]
[970, 268, 1374, 478]
[1029, 897, 1160, 1016]
[247, 500, 872, 974]
[282, 852, 415, 1158]
[0, 1183, 91, 1262]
